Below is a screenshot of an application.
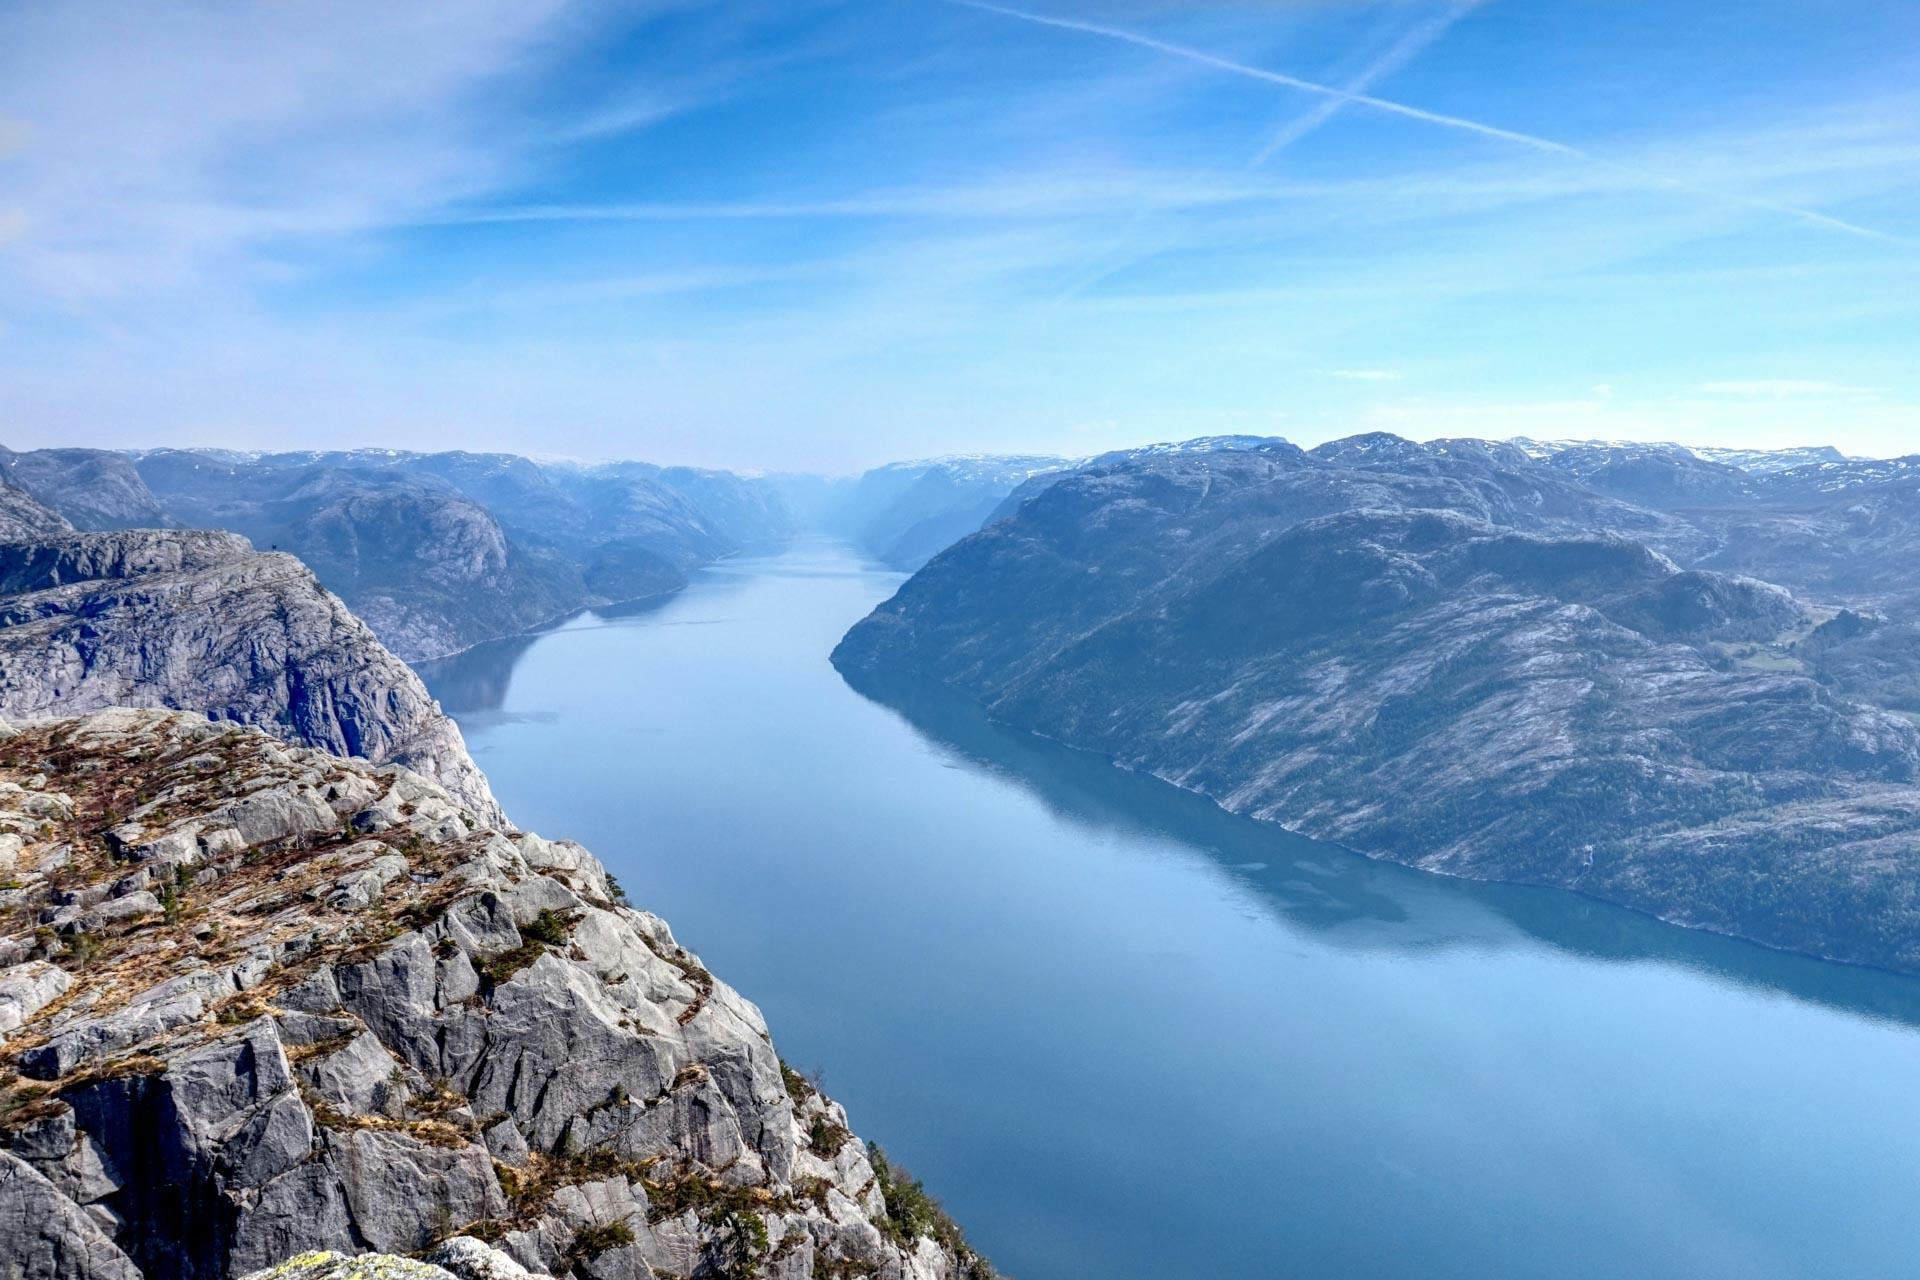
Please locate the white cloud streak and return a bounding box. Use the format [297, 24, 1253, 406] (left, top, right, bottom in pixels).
[1699, 379, 1879, 398]
[946, 0, 1916, 248]
[1249, 0, 1488, 166]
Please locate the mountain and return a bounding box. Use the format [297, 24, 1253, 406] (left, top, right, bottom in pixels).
[646, 466, 800, 552]
[0, 447, 170, 531]
[1691, 444, 1849, 474]
[0, 529, 499, 824]
[81, 448, 800, 661]
[826, 456, 1072, 570]
[1505, 441, 1920, 616]
[1512, 439, 1760, 508]
[0, 708, 988, 1280]
[835, 434, 1920, 972]
[1512, 438, 1849, 483]
[0, 480, 73, 541]
[124, 457, 590, 663]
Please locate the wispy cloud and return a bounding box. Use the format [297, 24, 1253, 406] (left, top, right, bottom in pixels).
[0, 0, 738, 303]
[0, 0, 1914, 467]
[946, 0, 1915, 248]
[1699, 379, 1880, 398]
[949, 0, 1581, 154]
[1248, 0, 1488, 166]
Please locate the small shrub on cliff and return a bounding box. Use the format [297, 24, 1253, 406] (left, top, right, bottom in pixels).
[479, 910, 579, 987]
[780, 1059, 818, 1105]
[808, 1115, 852, 1159]
[60, 931, 104, 969]
[522, 908, 573, 947]
[566, 1220, 636, 1264]
[869, 1146, 996, 1279]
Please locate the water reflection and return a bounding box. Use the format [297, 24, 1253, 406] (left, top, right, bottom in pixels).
[419, 541, 1920, 1280]
[838, 663, 1920, 1032]
[423, 563, 1920, 1034]
[417, 594, 681, 716]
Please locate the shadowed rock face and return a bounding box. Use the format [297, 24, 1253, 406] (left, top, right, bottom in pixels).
[1511, 440, 1920, 612]
[836, 442, 1920, 972]
[0, 711, 988, 1280]
[0, 448, 169, 533]
[0, 530, 500, 825]
[0, 447, 803, 664]
[270, 482, 587, 666]
[827, 456, 1073, 570]
[0, 480, 73, 541]
[124, 455, 652, 663]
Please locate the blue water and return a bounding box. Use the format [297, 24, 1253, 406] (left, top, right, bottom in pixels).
[421, 540, 1920, 1280]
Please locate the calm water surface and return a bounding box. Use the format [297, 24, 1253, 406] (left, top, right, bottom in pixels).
[422, 540, 1920, 1280]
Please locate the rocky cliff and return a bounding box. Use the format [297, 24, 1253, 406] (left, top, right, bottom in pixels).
[836, 440, 1920, 972]
[0, 710, 988, 1280]
[0, 531, 500, 825]
[124, 454, 639, 663]
[0, 481, 73, 541]
[826, 457, 1072, 570]
[0, 449, 171, 532]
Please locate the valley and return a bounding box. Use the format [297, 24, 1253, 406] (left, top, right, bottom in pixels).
[421, 539, 1920, 1280]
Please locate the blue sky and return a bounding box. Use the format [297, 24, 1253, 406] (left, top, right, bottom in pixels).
[0, 0, 1915, 470]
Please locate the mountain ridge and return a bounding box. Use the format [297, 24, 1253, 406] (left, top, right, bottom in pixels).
[835, 433, 1920, 972]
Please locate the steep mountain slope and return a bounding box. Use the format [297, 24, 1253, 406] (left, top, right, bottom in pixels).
[0, 709, 988, 1280]
[828, 456, 1071, 569]
[1508, 441, 1920, 617]
[0, 448, 169, 531]
[1691, 444, 1849, 474]
[238, 472, 583, 665]
[0, 481, 72, 541]
[836, 439, 1920, 971]
[0, 530, 499, 823]
[648, 466, 799, 552]
[528, 463, 734, 569]
[123, 451, 728, 661]
[8, 447, 794, 659]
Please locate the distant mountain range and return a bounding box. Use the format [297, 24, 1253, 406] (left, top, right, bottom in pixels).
[837, 433, 1920, 972]
[0, 447, 803, 662]
[0, 445, 1097, 659]
[806, 455, 1075, 570]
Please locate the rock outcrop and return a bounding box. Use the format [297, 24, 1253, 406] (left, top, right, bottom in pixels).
[0, 710, 988, 1280]
[0, 531, 500, 825]
[0, 448, 170, 532]
[0, 481, 73, 542]
[836, 439, 1920, 972]
[120, 450, 793, 662]
[824, 457, 1072, 571]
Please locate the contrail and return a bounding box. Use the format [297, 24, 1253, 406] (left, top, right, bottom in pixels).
[1051, 3, 1485, 300]
[1249, 0, 1489, 167]
[951, 0, 1583, 157]
[948, 0, 1912, 247]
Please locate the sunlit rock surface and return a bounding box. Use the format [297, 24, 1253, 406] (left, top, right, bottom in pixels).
[0, 710, 988, 1280]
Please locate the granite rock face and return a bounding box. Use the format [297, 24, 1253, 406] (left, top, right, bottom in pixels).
[0, 711, 987, 1280]
[836, 438, 1920, 971]
[113, 449, 798, 661]
[0, 480, 73, 541]
[826, 457, 1073, 570]
[124, 455, 610, 663]
[0, 530, 500, 825]
[0, 449, 170, 532]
